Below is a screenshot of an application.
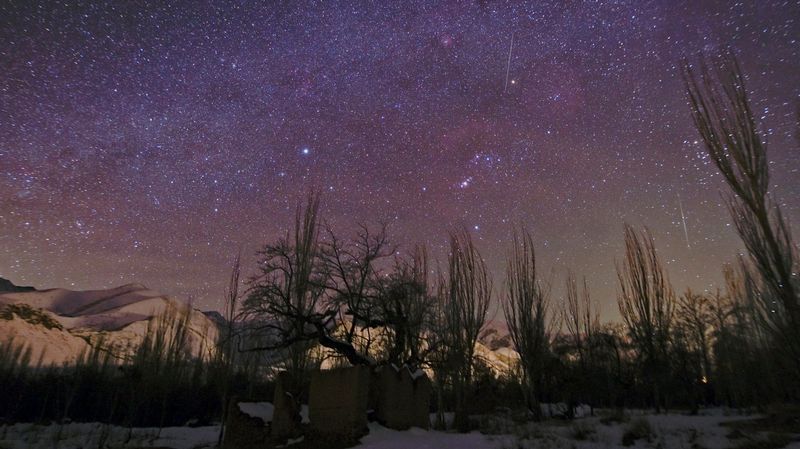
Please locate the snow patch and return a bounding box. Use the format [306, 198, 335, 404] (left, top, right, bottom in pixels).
[238, 402, 274, 423]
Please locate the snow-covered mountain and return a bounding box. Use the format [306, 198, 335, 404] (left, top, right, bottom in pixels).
[476, 327, 519, 375]
[0, 277, 520, 371]
[0, 278, 219, 366]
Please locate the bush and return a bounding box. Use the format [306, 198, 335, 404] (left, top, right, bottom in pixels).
[513, 423, 545, 441]
[622, 418, 653, 446]
[600, 408, 629, 425]
[479, 414, 514, 435]
[1, 304, 63, 330]
[571, 421, 597, 441]
[733, 433, 793, 449]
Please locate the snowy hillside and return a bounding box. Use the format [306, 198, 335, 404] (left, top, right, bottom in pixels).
[0, 277, 518, 370]
[0, 280, 219, 365]
[476, 327, 519, 374]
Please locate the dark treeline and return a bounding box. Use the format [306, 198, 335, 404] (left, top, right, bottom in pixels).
[0, 53, 797, 434]
[0, 304, 271, 430]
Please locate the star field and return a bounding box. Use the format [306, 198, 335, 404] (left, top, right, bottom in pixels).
[1, 1, 799, 316]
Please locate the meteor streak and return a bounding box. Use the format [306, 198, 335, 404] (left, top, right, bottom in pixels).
[678, 192, 690, 248]
[504, 33, 514, 93]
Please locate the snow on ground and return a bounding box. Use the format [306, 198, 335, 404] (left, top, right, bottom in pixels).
[357, 422, 505, 449]
[517, 413, 733, 449]
[458, 409, 800, 449]
[2, 409, 799, 449]
[238, 401, 275, 422]
[238, 401, 310, 424]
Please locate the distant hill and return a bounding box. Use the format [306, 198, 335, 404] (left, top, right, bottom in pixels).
[0, 277, 36, 293]
[0, 282, 219, 366]
[0, 279, 520, 372]
[202, 310, 227, 327]
[476, 327, 518, 374]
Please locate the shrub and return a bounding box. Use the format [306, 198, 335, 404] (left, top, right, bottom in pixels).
[733, 433, 793, 449]
[513, 423, 545, 441]
[571, 421, 597, 441]
[622, 418, 653, 446]
[479, 414, 514, 435]
[600, 408, 629, 425]
[0, 304, 63, 330]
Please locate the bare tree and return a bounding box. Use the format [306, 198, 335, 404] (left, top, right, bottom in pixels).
[676, 289, 714, 406]
[242, 193, 439, 373]
[218, 253, 240, 447]
[676, 290, 712, 383]
[683, 53, 800, 384]
[319, 221, 395, 362]
[441, 230, 492, 431]
[241, 194, 377, 367]
[377, 246, 435, 368]
[428, 280, 451, 430]
[723, 261, 767, 347]
[503, 228, 552, 420]
[241, 193, 327, 369]
[565, 271, 598, 414]
[617, 224, 675, 412]
[717, 260, 778, 404]
[565, 272, 597, 368]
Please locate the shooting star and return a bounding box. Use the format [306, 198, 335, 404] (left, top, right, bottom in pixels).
[503, 33, 514, 94]
[677, 192, 691, 248]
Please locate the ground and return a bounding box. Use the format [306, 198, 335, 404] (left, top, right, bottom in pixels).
[1, 409, 799, 449]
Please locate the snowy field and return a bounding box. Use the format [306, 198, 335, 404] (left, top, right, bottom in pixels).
[2, 409, 799, 449]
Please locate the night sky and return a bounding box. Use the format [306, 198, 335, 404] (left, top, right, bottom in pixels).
[1, 1, 798, 317]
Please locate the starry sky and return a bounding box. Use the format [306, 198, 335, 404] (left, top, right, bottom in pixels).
[1, 1, 798, 318]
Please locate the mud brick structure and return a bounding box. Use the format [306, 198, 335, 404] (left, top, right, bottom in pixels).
[270, 372, 303, 441]
[308, 365, 370, 442]
[222, 397, 271, 449]
[373, 364, 431, 430]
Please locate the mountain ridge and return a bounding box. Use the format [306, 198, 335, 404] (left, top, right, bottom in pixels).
[0, 277, 36, 293]
[0, 281, 219, 365]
